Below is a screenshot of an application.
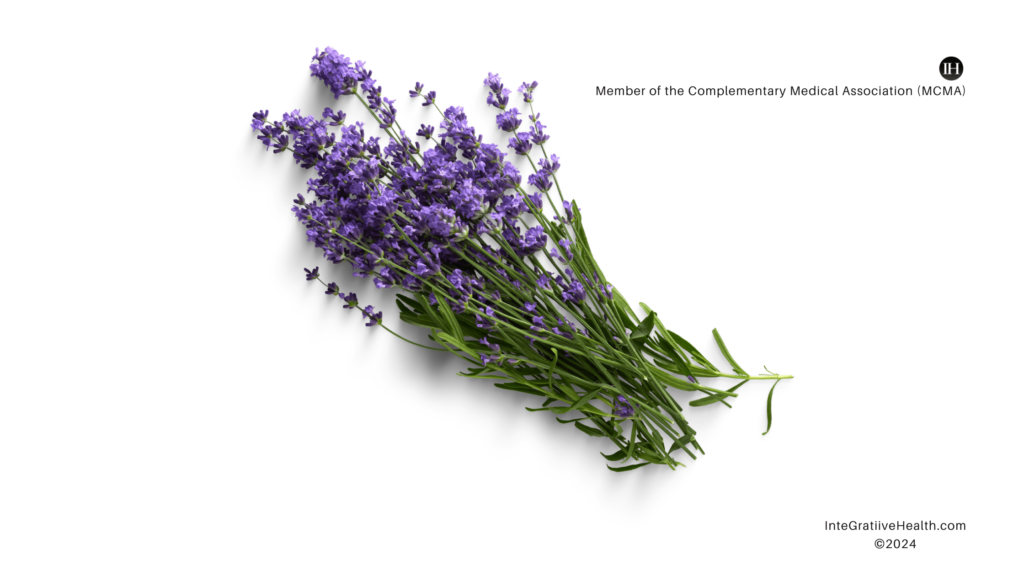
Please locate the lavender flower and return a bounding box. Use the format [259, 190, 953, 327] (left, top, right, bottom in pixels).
[539, 154, 560, 173]
[323, 107, 346, 126]
[528, 122, 550, 145]
[613, 396, 635, 418]
[251, 48, 794, 473]
[560, 281, 586, 304]
[518, 81, 538, 102]
[496, 109, 522, 132]
[475, 306, 497, 330]
[362, 305, 382, 327]
[508, 133, 533, 155]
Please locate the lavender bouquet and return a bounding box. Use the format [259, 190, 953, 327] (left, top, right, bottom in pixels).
[250, 48, 792, 471]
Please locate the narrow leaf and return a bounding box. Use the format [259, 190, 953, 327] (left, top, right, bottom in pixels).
[574, 422, 607, 437]
[607, 462, 650, 472]
[630, 311, 656, 341]
[629, 311, 657, 351]
[555, 416, 591, 424]
[435, 295, 463, 342]
[659, 336, 698, 383]
[566, 388, 603, 413]
[689, 379, 749, 407]
[763, 379, 781, 435]
[612, 293, 639, 330]
[669, 436, 698, 460]
[525, 405, 573, 414]
[668, 330, 719, 371]
[601, 449, 627, 462]
[712, 328, 748, 375]
[625, 420, 638, 461]
[493, 382, 547, 397]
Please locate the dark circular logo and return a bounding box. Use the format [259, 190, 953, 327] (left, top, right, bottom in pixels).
[940, 56, 963, 81]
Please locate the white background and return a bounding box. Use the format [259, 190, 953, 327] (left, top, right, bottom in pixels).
[2, 1, 1021, 574]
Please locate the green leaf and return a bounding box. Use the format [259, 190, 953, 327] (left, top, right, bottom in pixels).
[574, 422, 607, 437]
[641, 302, 714, 374]
[395, 293, 422, 311]
[555, 416, 591, 424]
[658, 336, 698, 384]
[633, 446, 667, 465]
[400, 313, 440, 330]
[612, 293, 639, 330]
[434, 295, 463, 342]
[691, 438, 705, 456]
[493, 382, 547, 397]
[435, 331, 472, 355]
[459, 366, 493, 377]
[763, 379, 781, 435]
[669, 435, 697, 460]
[689, 380, 748, 407]
[648, 426, 665, 450]
[607, 462, 651, 472]
[713, 328, 748, 376]
[629, 310, 656, 350]
[394, 298, 412, 316]
[509, 367, 545, 377]
[600, 449, 627, 461]
[570, 204, 591, 252]
[416, 294, 445, 331]
[546, 347, 559, 391]
[525, 405, 572, 414]
[668, 330, 719, 371]
[566, 388, 603, 414]
[625, 420, 638, 461]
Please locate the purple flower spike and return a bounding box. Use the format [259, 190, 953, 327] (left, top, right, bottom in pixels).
[496, 109, 522, 132]
[539, 155, 561, 173]
[487, 89, 511, 110]
[416, 124, 435, 140]
[613, 395, 635, 418]
[304, 266, 319, 281]
[310, 47, 361, 98]
[484, 72, 502, 93]
[362, 305, 382, 327]
[342, 292, 358, 309]
[518, 81, 538, 102]
[475, 315, 494, 331]
[508, 133, 533, 155]
[325, 281, 340, 295]
[251, 110, 269, 131]
[528, 171, 552, 192]
[529, 122, 549, 145]
[560, 281, 586, 304]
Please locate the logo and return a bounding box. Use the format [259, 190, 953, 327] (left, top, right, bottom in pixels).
[940, 57, 963, 81]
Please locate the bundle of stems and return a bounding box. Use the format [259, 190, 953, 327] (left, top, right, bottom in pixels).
[250, 48, 792, 471]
